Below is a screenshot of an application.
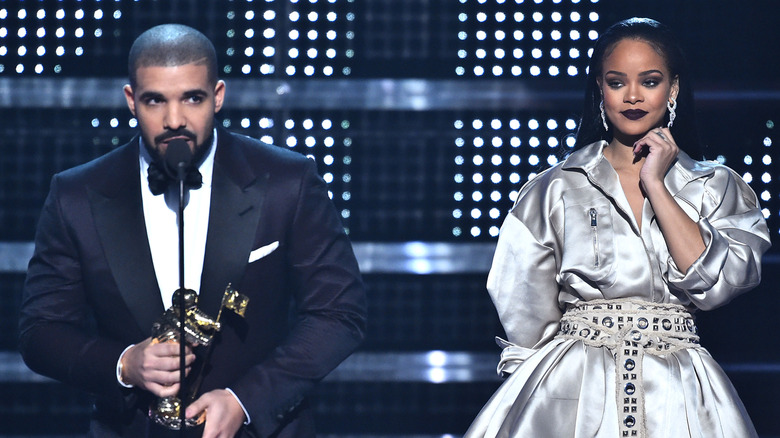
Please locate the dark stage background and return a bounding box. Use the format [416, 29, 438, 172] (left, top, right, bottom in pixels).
[0, 0, 778, 436]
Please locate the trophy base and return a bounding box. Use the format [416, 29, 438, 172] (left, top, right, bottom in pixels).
[149, 397, 205, 430]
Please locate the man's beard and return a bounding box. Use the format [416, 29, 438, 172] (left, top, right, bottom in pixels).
[142, 125, 214, 167]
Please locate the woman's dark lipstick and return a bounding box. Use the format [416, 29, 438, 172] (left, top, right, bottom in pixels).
[621, 109, 648, 120]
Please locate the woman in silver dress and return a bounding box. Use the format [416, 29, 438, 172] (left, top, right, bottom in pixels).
[465, 17, 770, 438]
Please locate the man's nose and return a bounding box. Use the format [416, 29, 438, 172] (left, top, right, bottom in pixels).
[164, 103, 186, 130]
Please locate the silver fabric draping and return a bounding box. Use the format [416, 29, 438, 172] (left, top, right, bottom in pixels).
[466, 141, 771, 438]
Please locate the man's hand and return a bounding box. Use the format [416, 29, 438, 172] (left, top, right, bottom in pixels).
[186, 389, 246, 438]
[120, 337, 196, 397]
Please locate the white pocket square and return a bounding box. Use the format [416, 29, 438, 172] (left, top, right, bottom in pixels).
[248, 241, 279, 263]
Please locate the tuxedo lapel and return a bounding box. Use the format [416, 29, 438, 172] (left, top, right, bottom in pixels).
[199, 131, 268, 316]
[88, 140, 164, 335]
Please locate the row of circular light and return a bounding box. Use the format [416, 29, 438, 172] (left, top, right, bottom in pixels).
[452, 117, 578, 237]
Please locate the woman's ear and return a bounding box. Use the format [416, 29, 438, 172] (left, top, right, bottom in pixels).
[670, 76, 680, 101]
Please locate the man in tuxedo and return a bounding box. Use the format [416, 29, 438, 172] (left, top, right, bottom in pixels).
[19, 24, 367, 437]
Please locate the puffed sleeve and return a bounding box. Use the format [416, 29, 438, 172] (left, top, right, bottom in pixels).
[666, 166, 771, 310]
[487, 211, 562, 352]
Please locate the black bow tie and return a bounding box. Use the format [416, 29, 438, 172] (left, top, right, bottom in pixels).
[147, 160, 203, 195]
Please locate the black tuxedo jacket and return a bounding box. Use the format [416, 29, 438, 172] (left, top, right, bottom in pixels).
[19, 127, 367, 437]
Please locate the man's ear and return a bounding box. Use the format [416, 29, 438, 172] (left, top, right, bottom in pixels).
[213, 80, 226, 113]
[123, 84, 136, 116]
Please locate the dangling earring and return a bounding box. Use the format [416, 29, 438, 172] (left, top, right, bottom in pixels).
[667, 97, 677, 128]
[600, 100, 608, 131]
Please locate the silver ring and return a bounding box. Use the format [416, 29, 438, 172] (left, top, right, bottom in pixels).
[654, 130, 666, 141]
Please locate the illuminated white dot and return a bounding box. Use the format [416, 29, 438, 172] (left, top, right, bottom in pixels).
[34, 64, 43, 74]
[289, 48, 299, 58]
[474, 66, 485, 76]
[18, 9, 27, 19]
[17, 46, 27, 56]
[744, 155, 753, 165]
[75, 9, 84, 20]
[492, 155, 502, 165]
[245, 47, 254, 56]
[36, 46, 45, 56]
[510, 173, 521, 184]
[241, 64, 251, 74]
[245, 29, 255, 38]
[471, 208, 482, 219]
[494, 48, 505, 58]
[323, 173, 334, 183]
[529, 137, 540, 148]
[265, 10, 276, 20]
[492, 65, 503, 76]
[552, 12, 562, 22]
[589, 30, 599, 40]
[492, 137, 503, 147]
[307, 48, 318, 58]
[476, 48, 487, 59]
[514, 30, 524, 41]
[327, 12, 337, 21]
[453, 209, 463, 218]
[762, 172, 771, 183]
[18, 28, 27, 38]
[532, 48, 542, 59]
[742, 172, 753, 183]
[515, 12, 525, 22]
[566, 136, 576, 147]
[510, 155, 521, 166]
[489, 226, 500, 237]
[548, 137, 559, 147]
[570, 12, 581, 22]
[289, 29, 299, 40]
[529, 155, 540, 165]
[491, 173, 502, 184]
[491, 191, 502, 202]
[495, 31, 506, 41]
[473, 173, 484, 184]
[55, 9, 65, 19]
[473, 119, 484, 130]
[763, 154, 772, 165]
[94, 9, 103, 20]
[75, 28, 84, 38]
[570, 30, 581, 40]
[473, 137, 484, 147]
[513, 48, 524, 59]
[473, 155, 484, 166]
[471, 226, 482, 237]
[472, 191, 483, 202]
[510, 137, 521, 147]
[528, 119, 540, 130]
[549, 66, 560, 76]
[761, 190, 771, 201]
[567, 66, 578, 76]
[533, 12, 543, 22]
[551, 30, 562, 40]
[37, 27, 45, 38]
[509, 120, 521, 130]
[289, 11, 300, 21]
[37, 9, 46, 19]
[532, 30, 543, 41]
[530, 65, 541, 76]
[763, 137, 772, 147]
[263, 28, 275, 38]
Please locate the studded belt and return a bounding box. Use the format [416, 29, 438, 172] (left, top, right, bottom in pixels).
[555, 298, 700, 438]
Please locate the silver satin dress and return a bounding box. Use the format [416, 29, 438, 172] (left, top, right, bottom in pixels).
[466, 141, 771, 438]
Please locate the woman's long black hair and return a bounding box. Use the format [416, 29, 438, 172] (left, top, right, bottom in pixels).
[574, 17, 704, 159]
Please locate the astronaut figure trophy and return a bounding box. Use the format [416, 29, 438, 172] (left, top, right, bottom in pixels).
[148, 285, 249, 430]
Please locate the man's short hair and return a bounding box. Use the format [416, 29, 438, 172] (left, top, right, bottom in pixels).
[128, 24, 218, 88]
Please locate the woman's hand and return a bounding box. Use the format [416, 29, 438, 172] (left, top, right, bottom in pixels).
[633, 127, 679, 191]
